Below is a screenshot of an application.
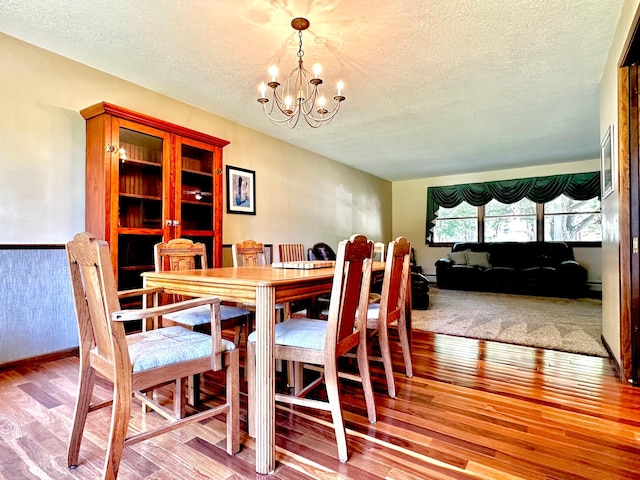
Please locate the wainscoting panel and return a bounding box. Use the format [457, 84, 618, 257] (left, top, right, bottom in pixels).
[0, 246, 77, 365]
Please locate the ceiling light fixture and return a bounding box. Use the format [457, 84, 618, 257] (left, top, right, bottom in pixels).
[257, 17, 345, 129]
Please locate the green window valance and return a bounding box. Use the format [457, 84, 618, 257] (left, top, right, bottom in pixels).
[426, 171, 600, 242]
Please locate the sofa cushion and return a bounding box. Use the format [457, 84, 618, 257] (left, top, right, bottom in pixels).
[451, 264, 477, 271]
[490, 243, 524, 268]
[521, 266, 558, 291]
[484, 266, 518, 289]
[466, 251, 490, 268]
[448, 251, 468, 265]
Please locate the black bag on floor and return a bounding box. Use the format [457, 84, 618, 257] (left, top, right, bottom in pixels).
[411, 272, 430, 310]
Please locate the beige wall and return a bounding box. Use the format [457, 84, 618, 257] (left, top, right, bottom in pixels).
[392, 160, 602, 283]
[599, 0, 640, 368]
[0, 34, 391, 254]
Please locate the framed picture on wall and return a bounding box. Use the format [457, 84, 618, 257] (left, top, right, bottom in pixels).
[600, 124, 615, 199]
[226, 165, 256, 215]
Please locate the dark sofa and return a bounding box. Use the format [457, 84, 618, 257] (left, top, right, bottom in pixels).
[435, 242, 587, 297]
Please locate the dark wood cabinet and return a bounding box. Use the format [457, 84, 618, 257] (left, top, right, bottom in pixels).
[82, 102, 228, 293]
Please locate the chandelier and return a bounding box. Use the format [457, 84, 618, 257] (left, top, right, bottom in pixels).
[257, 17, 345, 129]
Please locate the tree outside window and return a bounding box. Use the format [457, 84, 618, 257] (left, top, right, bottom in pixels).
[432, 203, 478, 243]
[544, 195, 601, 241]
[485, 198, 536, 242]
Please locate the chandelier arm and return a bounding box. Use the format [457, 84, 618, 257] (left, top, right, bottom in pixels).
[261, 104, 297, 126]
[302, 101, 342, 124]
[271, 86, 300, 117]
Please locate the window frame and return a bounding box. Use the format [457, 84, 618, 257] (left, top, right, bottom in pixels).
[430, 201, 601, 248]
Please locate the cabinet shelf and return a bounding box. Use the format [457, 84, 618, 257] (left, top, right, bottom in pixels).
[118, 227, 164, 235]
[181, 229, 215, 236]
[119, 264, 154, 272]
[183, 168, 213, 177]
[120, 192, 162, 201]
[181, 199, 213, 206]
[122, 158, 161, 168]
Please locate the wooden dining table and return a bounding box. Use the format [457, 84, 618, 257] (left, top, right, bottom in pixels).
[142, 261, 397, 474]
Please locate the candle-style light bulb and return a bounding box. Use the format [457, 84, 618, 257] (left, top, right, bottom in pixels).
[268, 64, 278, 81]
[285, 95, 292, 109]
[318, 95, 326, 107]
[337, 80, 344, 96]
[313, 63, 322, 78]
[259, 81, 267, 97]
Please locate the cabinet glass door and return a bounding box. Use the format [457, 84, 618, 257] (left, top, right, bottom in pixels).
[178, 139, 218, 267]
[117, 126, 167, 292]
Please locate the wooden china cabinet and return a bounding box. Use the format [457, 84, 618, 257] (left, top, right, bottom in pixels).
[81, 102, 229, 303]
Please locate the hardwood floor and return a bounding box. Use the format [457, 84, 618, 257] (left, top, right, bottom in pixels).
[1, 330, 640, 479]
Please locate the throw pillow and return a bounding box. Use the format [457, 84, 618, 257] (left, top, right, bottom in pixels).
[466, 251, 491, 268]
[448, 251, 468, 265]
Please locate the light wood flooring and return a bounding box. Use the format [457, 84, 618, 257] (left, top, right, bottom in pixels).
[1, 329, 640, 479]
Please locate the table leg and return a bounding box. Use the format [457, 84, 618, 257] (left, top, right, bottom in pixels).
[254, 285, 276, 474]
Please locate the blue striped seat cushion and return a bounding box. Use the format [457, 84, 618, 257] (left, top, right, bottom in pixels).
[366, 303, 399, 329]
[123, 326, 235, 373]
[248, 318, 326, 351]
[163, 304, 250, 327]
[366, 303, 380, 329]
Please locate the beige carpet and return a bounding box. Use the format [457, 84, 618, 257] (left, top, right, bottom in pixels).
[412, 287, 607, 357]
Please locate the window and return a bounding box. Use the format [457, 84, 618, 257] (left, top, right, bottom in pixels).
[484, 198, 536, 242]
[427, 172, 602, 245]
[431, 196, 601, 245]
[544, 195, 601, 242]
[432, 203, 478, 243]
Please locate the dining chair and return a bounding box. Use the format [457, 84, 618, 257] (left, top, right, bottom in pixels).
[277, 242, 315, 384]
[278, 243, 306, 262]
[232, 239, 267, 267]
[154, 238, 250, 344]
[277, 242, 313, 314]
[373, 241, 386, 262]
[155, 238, 251, 403]
[66, 232, 239, 480]
[369, 241, 387, 302]
[365, 236, 413, 398]
[307, 241, 337, 261]
[306, 242, 339, 312]
[232, 239, 290, 379]
[232, 239, 287, 315]
[246, 233, 377, 463]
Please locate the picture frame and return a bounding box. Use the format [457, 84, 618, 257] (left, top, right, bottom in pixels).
[226, 165, 256, 215]
[600, 124, 615, 199]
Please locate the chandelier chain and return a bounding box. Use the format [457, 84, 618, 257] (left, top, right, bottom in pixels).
[297, 30, 304, 60]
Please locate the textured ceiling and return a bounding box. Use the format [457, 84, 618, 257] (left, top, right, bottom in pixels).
[0, 0, 624, 181]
